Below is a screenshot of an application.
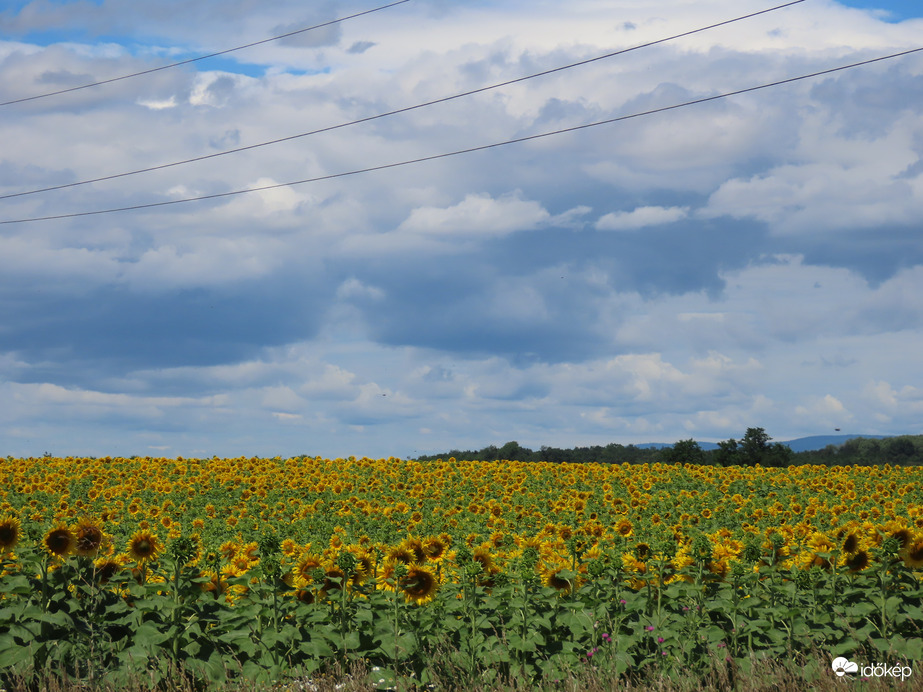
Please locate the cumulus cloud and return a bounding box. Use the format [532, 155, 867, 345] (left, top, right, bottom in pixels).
[1, 0, 922, 456]
[596, 205, 689, 231]
[398, 191, 550, 235]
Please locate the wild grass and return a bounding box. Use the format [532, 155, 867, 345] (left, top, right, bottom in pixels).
[2, 647, 920, 692]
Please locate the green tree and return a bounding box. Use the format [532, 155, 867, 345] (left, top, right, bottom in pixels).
[885, 437, 916, 463]
[497, 441, 527, 461]
[740, 427, 771, 465]
[661, 439, 706, 465]
[715, 438, 740, 466]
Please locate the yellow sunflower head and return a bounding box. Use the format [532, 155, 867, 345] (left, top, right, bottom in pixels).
[0, 516, 21, 550]
[44, 525, 76, 557]
[128, 530, 160, 562]
[294, 553, 324, 581]
[403, 537, 427, 564]
[900, 537, 923, 569]
[615, 519, 633, 538]
[842, 533, 859, 553]
[472, 546, 495, 574]
[320, 566, 346, 596]
[423, 536, 448, 561]
[94, 554, 127, 583]
[540, 562, 575, 593]
[398, 564, 438, 604]
[845, 549, 870, 573]
[74, 520, 105, 557]
[890, 528, 912, 550]
[388, 545, 415, 565]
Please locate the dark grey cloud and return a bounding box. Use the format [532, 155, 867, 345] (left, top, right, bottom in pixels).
[347, 41, 375, 55]
[793, 224, 923, 286]
[331, 213, 769, 364]
[809, 67, 923, 138]
[272, 18, 341, 49]
[1, 275, 335, 386]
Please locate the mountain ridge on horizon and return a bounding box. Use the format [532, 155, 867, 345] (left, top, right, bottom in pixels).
[636, 433, 895, 453]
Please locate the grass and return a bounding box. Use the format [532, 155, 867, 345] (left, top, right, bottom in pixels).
[2, 648, 920, 692]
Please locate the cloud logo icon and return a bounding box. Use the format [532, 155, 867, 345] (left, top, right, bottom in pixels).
[832, 657, 859, 676]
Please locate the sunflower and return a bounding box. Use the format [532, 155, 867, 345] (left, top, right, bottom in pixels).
[94, 555, 126, 583]
[219, 540, 239, 561]
[128, 530, 160, 562]
[472, 546, 495, 573]
[615, 519, 633, 539]
[890, 528, 912, 551]
[200, 569, 228, 598]
[320, 567, 346, 596]
[376, 559, 401, 590]
[219, 564, 249, 602]
[842, 533, 859, 554]
[281, 538, 298, 557]
[398, 564, 438, 604]
[423, 536, 448, 561]
[0, 517, 20, 550]
[845, 549, 870, 573]
[74, 520, 105, 557]
[294, 584, 316, 604]
[241, 542, 260, 561]
[44, 525, 76, 557]
[294, 553, 324, 581]
[388, 545, 415, 565]
[901, 538, 923, 569]
[539, 561, 575, 593]
[345, 547, 374, 585]
[403, 537, 427, 564]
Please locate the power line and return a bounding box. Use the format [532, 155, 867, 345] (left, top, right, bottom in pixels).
[0, 0, 412, 108]
[3, 46, 920, 227]
[0, 0, 805, 201]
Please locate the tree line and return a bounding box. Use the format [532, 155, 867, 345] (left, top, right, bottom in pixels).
[414, 429, 923, 467]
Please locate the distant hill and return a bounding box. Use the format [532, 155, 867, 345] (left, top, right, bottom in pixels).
[781, 434, 891, 452]
[639, 434, 892, 453]
[414, 434, 920, 465]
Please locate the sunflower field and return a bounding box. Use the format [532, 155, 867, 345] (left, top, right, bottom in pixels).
[1, 455, 922, 689]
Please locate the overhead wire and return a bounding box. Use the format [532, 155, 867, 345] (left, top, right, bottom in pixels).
[0, 0, 805, 201]
[0, 0, 412, 107]
[3, 45, 921, 226]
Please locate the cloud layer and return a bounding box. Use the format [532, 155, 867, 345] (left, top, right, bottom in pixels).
[1, 0, 921, 457]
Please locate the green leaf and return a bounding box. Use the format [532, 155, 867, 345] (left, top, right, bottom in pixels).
[0, 575, 32, 596]
[869, 636, 890, 654]
[133, 622, 169, 648]
[892, 636, 923, 661]
[300, 638, 334, 658]
[0, 642, 34, 671]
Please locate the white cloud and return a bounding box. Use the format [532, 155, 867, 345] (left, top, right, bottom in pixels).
[398, 192, 549, 235]
[260, 385, 304, 412]
[336, 278, 385, 301]
[2, 0, 923, 457]
[596, 205, 689, 231]
[136, 96, 178, 110]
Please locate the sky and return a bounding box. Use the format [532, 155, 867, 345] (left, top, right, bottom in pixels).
[1, 0, 922, 459]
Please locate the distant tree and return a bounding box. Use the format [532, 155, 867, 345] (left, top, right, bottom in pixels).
[740, 427, 772, 465]
[480, 445, 500, 460]
[765, 442, 794, 467]
[661, 439, 706, 465]
[497, 441, 526, 461]
[715, 438, 740, 466]
[540, 446, 570, 464]
[886, 437, 916, 463]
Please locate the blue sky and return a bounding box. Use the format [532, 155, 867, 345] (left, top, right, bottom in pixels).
[1, 0, 922, 458]
[839, 0, 923, 21]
